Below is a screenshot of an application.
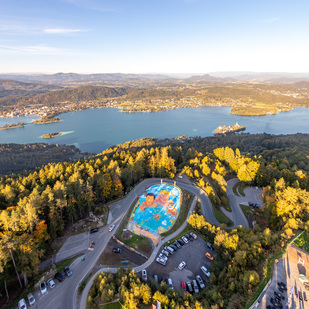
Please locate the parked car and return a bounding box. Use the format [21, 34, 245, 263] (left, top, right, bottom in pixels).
[18, 298, 27, 309]
[196, 275, 205, 289]
[47, 278, 56, 289]
[27, 293, 35, 306]
[156, 257, 166, 265]
[154, 275, 158, 283]
[177, 239, 184, 246]
[64, 266, 72, 277]
[186, 281, 193, 293]
[181, 281, 186, 291]
[112, 247, 122, 253]
[161, 249, 169, 256]
[206, 242, 214, 251]
[174, 241, 181, 249]
[142, 269, 147, 281]
[186, 233, 194, 241]
[40, 281, 47, 295]
[55, 272, 65, 282]
[158, 253, 168, 262]
[178, 261, 186, 270]
[190, 232, 197, 239]
[205, 252, 214, 260]
[168, 278, 174, 289]
[166, 246, 174, 254]
[201, 266, 210, 277]
[192, 280, 199, 293]
[170, 244, 178, 251]
[182, 236, 189, 244]
[90, 228, 99, 234]
[108, 224, 115, 232]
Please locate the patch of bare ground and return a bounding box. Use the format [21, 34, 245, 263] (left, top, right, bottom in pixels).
[97, 238, 147, 267]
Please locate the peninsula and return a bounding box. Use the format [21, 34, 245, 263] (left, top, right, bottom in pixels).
[0, 122, 25, 130]
[41, 132, 61, 138]
[214, 123, 246, 135]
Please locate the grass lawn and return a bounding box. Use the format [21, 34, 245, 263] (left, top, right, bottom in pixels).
[238, 183, 246, 197]
[212, 206, 233, 227]
[293, 231, 309, 252]
[102, 302, 122, 309]
[79, 272, 93, 294]
[56, 254, 82, 272]
[240, 204, 253, 219]
[233, 183, 240, 197]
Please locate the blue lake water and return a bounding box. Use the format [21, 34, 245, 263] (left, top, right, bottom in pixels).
[0, 106, 309, 153]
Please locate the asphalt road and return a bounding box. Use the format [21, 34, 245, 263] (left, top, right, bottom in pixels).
[227, 178, 249, 229]
[33, 177, 246, 309]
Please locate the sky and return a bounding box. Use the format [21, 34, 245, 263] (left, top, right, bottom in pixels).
[1, 0, 309, 74]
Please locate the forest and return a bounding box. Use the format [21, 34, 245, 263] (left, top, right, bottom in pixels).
[0, 133, 309, 308]
[1, 80, 309, 115]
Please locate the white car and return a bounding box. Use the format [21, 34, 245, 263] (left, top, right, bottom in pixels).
[18, 298, 27, 309]
[196, 275, 205, 289]
[47, 278, 56, 289]
[182, 236, 189, 244]
[190, 232, 197, 239]
[108, 224, 115, 232]
[178, 261, 186, 270]
[161, 249, 169, 256]
[40, 281, 47, 295]
[27, 293, 35, 306]
[168, 278, 174, 289]
[142, 269, 147, 281]
[158, 253, 168, 262]
[156, 257, 166, 265]
[201, 266, 210, 277]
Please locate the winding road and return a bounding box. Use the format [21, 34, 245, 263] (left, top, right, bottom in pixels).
[33, 177, 248, 309]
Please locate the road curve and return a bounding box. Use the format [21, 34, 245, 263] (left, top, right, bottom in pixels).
[37, 177, 246, 309]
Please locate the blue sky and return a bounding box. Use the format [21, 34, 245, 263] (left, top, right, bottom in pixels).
[1, 0, 309, 74]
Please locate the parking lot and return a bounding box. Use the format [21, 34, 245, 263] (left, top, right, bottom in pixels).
[146, 235, 214, 291]
[255, 244, 309, 309]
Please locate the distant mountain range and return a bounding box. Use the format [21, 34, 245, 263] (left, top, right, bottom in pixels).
[1, 71, 309, 86]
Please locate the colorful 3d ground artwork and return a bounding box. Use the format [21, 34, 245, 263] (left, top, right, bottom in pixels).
[127, 184, 181, 245]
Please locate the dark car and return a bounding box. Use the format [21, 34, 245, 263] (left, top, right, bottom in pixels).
[174, 241, 181, 249]
[64, 266, 72, 277]
[112, 247, 122, 253]
[90, 228, 99, 234]
[186, 281, 193, 293]
[177, 239, 184, 246]
[186, 233, 194, 241]
[170, 244, 178, 251]
[55, 272, 65, 282]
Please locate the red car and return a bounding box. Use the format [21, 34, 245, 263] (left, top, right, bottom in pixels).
[181, 281, 186, 291]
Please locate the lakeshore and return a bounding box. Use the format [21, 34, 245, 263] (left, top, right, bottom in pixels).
[1, 106, 309, 154]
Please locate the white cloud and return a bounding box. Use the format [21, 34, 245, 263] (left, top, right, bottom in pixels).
[44, 28, 85, 34]
[0, 44, 65, 55]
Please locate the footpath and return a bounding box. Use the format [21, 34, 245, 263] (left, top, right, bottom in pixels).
[79, 196, 198, 309]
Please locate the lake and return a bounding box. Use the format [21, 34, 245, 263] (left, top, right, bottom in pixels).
[1, 106, 309, 153]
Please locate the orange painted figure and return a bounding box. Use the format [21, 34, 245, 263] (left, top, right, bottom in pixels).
[166, 200, 177, 216]
[155, 190, 170, 206]
[139, 193, 157, 211]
